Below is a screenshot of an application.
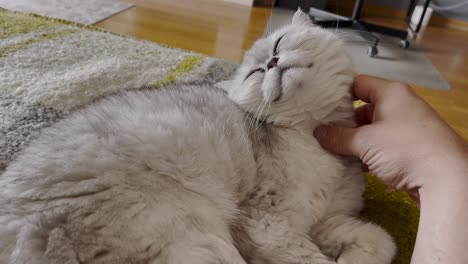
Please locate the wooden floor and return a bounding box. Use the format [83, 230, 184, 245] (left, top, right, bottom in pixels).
[96, 0, 468, 140]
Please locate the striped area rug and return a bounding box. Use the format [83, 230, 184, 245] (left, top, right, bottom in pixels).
[0, 8, 236, 168]
[0, 9, 418, 264]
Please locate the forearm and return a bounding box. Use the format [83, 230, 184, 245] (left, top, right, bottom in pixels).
[411, 147, 468, 264]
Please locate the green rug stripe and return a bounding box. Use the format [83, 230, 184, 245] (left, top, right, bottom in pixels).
[361, 173, 419, 264]
[0, 29, 80, 57]
[0, 8, 63, 39]
[0, 7, 192, 49]
[0, 7, 130, 40]
[155, 55, 204, 86]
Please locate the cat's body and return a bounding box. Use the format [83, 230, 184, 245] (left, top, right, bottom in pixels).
[0, 85, 257, 264]
[0, 86, 394, 264]
[0, 10, 396, 264]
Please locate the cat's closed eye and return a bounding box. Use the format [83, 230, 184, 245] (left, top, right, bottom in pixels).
[273, 35, 285, 56]
[245, 68, 265, 81]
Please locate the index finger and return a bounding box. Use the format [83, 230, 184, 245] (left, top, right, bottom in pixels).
[352, 75, 390, 103]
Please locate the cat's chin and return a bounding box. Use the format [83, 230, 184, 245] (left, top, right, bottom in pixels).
[261, 68, 282, 104]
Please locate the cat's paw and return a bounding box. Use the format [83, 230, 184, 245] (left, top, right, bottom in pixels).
[336, 228, 396, 264]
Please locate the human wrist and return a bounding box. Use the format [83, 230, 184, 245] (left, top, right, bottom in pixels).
[411, 145, 468, 264]
[409, 134, 468, 191]
[418, 150, 468, 202]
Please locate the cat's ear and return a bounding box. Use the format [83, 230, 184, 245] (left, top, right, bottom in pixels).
[292, 8, 313, 26]
[214, 80, 233, 93]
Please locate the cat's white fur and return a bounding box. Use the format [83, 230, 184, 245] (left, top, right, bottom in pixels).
[0, 10, 396, 264]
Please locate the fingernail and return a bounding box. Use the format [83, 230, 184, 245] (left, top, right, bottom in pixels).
[314, 125, 330, 139]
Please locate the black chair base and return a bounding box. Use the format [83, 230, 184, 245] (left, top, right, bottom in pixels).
[306, 2, 410, 58]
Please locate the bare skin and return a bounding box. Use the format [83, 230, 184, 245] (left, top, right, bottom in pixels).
[313, 75, 468, 264]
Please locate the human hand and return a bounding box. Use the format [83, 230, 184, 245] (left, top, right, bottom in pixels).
[313, 75, 468, 203]
[313, 75, 468, 264]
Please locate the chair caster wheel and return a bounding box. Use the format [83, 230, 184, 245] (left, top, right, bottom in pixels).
[368, 46, 378, 57]
[399, 39, 410, 49]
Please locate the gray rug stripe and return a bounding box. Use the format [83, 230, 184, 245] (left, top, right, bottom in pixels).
[0, 0, 134, 25]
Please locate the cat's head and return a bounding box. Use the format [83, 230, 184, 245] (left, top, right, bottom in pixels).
[217, 9, 354, 126]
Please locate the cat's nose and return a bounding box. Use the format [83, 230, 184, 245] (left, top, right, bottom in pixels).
[267, 57, 279, 69]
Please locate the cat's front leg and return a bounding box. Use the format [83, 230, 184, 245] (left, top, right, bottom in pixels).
[244, 214, 335, 264]
[310, 214, 396, 264]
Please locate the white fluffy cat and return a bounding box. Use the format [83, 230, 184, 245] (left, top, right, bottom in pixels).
[0, 10, 396, 264]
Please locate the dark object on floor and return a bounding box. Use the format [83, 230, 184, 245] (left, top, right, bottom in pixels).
[306, 0, 412, 58]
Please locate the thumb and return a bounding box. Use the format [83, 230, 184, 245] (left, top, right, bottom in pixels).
[313, 125, 363, 157]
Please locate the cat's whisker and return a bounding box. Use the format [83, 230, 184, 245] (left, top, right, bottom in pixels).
[263, 0, 272, 35]
[341, 39, 399, 48]
[295, 38, 313, 50]
[258, 98, 272, 130]
[252, 96, 263, 119]
[252, 98, 266, 131]
[245, 99, 262, 132]
[247, 99, 261, 121]
[261, 86, 275, 127]
[268, 5, 273, 35]
[254, 98, 269, 131]
[264, 94, 273, 123]
[334, 30, 380, 40]
[333, 29, 376, 35]
[334, 0, 340, 34]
